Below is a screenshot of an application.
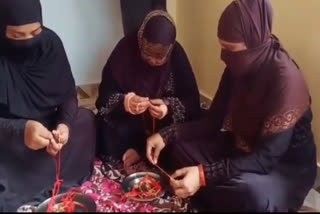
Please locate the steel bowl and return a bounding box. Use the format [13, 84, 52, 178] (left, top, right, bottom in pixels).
[34, 193, 96, 213]
[121, 172, 164, 202]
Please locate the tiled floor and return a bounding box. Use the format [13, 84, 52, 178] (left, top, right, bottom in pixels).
[77, 84, 319, 212]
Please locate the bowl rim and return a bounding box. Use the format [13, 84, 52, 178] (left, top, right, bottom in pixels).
[34, 192, 96, 213]
[121, 171, 165, 202]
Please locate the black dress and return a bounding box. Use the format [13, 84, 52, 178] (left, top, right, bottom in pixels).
[158, 77, 316, 212]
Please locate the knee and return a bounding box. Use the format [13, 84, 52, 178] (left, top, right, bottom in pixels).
[73, 108, 96, 128]
[234, 176, 270, 212]
[78, 107, 95, 122]
[70, 107, 96, 140]
[194, 174, 272, 212]
[164, 142, 195, 169]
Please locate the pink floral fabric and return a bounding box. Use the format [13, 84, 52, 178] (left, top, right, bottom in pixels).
[17, 158, 190, 213]
[79, 159, 190, 212]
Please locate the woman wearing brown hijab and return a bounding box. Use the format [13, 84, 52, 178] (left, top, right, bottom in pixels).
[96, 10, 200, 167]
[146, 0, 316, 211]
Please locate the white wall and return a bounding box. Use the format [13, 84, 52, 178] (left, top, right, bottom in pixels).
[41, 0, 124, 85]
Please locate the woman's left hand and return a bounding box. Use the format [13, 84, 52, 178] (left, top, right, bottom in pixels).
[149, 99, 168, 120]
[47, 124, 69, 156]
[54, 124, 70, 145]
[170, 166, 201, 199]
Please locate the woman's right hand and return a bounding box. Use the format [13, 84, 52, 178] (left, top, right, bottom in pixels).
[124, 92, 150, 115]
[146, 133, 166, 165]
[24, 120, 53, 150]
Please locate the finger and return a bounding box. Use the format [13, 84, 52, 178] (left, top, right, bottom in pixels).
[151, 105, 162, 113]
[136, 96, 149, 102]
[137, 105, 148, 114]
[150, 99, 164, 106]
[153, 146, 161, 165]
[175, 188, 189, 199]
[130, 102, 139, 110]
[61, 135, 69, 145]
[131, 96, 145, 104]
[149, 108, 161, 116]
[49, 138, 60, 151]
[149, 109, 157, 118]
[149, 110, 162, 119]
[139, 101, 150, 109]
[172, 168, 188, 179]
[149, 104, 161, 111]
[57, 128, 66, 136]
[48, 147, 58, 156]
[128, 104, 138, 115]
[36, 136, 51, 147]
[46, 144, 58, 156]
[170, 179, 182, 189]
[148, 105, 156, 113]
[52, 130, 58, 137]
[127, 92, 136, 97]
[54, 131, 62, 144]
[140, 105, 149, 113]
[146, 144, 155, 165]
[39, 128, 53, 140]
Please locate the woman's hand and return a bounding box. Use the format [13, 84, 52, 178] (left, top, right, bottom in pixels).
[47, 124, 69, 156]
[170, 166, 201, 199]
[124, 92, 150, 115]
[54, 124, 69, 145]
[149, 99, 168, 120]
[146, 133, 166, 165]
[24, 120, 53, 150]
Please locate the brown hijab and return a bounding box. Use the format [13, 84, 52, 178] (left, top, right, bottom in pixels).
[218, 0, 310, 151]
[108, 10, 176, 99]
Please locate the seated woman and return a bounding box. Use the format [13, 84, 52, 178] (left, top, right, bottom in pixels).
[96, 10, 200, 167]
[146, 0, 316, 212]
[0, 0, 96, 211]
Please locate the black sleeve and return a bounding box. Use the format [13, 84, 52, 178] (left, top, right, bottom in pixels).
[159, 71, 231, 144]
[95, 61, 126, 119]
[203, 128, 293, 185]
[56, 92, 78, 129]
[0, 117, 27, 145]
[162, 42, 201, 124]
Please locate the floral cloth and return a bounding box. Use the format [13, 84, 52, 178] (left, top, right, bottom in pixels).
[18, 158, 190, 213]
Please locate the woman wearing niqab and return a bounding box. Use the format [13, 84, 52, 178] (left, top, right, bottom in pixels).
[147, 0, 316, 211]
[0, 0, 96, 211]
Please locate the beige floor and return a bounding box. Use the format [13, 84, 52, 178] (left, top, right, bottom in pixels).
[77, 84, 99, 113]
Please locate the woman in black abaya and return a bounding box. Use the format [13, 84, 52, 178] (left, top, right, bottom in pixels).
[0, 0, 96, 211]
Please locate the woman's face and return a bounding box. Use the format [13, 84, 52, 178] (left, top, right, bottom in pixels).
[6, 22, 42, 40]
[141, 38, 172, 67]
[219, 39, 247, 52]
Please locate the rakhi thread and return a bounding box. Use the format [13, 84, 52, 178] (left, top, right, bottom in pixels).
[46, 151, 77, 212]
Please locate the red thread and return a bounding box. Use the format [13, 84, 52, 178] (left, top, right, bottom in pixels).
[46, 151, 77, 212]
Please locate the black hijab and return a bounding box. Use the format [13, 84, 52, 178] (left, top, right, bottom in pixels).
[0, 0, 75, 120]
[108, 10, 176, 98]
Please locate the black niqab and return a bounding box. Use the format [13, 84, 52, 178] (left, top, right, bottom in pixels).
[0, 0, 75, 121]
